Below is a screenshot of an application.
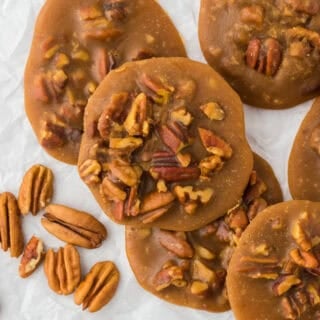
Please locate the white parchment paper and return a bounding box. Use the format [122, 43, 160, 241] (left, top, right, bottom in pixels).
[0, 0, 313, 319]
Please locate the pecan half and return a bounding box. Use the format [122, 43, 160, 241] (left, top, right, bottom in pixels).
[44, 244, 81, 295]
[18, 164, 54, 215]
[157, 230, 194, 258]
[150, 166, 200, 182]
[291, 214, 312, 251]
[19, 236, 44, 278]
[0, 192, 24, 257]
[41, 204, 107, 249]
[246, 38, 282, 76]
[74, 261, 120, 312]
[140, 191, 175, 215]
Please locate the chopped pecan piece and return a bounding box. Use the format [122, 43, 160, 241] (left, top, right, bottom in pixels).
[285, 0, 320, 15]
[124, 186, 140, 216]
[171, 108, 194, 126]
[33, 74, 50, 103]
[281, 296, 298, 320]
[108, 159, 142, 187]
[290, 248, 319, 269]
[246, 38, 282, 76]
[243, 175, 267, 205]
[139, 73, 174, 104]
[100, 177, 127, 202]
[200, 102, 225, 121]
[109, 137, 143, 150]
[192, 259, 216, 284]
[272, 275, 301, 296]
[44, 244, 81, 295]
[18, 164, 54, 215]
[247, 197, 267, 221]
[306, 283, 320, 306]
[42, 204, 107, 249]
[195, 245, 215, 260]
[140, 191, 175, 215]
[98, 92, 129, 140]
[287, 27, 320, 49]
[176, 152, 192, 168]
[19, 236, 44, 278]
[153, 263, 185, 291]
[198, 128, 232, 158]
[74, 261, 120, 312]
[124, 93, 151, 137]
[190, 281, 209, 296]
[199, 155, 223, 177]
[227, 207, 249, 230]
[310, 125, 320, 155]
[157, 230, 194, 258]
[79, 160, 101, 185]
[240, 5, 264, 25]
[40, 118, 66, 148]
[291, 214, 312, 251]
[95, 48, 116, 82]
[81, 17, 123, 40]
[0, 193, 24, 257]
[150, 166, 200, 183]
[79, 5, 103, 20]
[104, 1, 127, 21]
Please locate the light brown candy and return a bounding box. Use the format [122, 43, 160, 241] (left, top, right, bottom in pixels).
[24, 0, 186, 164]
[41, 204, 107, 248]
[78, 57, 253, 231]
[74, 261, 120, 312]
[44, 244, 81, 295]
[125, 154, 283, 312]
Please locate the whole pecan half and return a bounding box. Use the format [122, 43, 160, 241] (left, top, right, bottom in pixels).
[0, 192, 24, 257]
[246, 38, 282, 76]
[44, 244, 81, 295]
[41, 204, 107, 249]
[18, 164, 54, 215]
[74, 261, 120, 312]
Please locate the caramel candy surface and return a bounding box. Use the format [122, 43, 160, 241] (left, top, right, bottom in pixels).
[289, 98, 320, 201]
[125, 153, 282, 312]
[227, 200, 320, 320]
[78, 57, 253, 230]
[24, 0, 186, 164]
[199, 0, 320, 109]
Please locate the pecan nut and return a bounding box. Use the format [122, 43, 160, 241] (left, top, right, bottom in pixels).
[44, 244, 81, 295]
[79, 159, 102, 185]
[74, 261, 120, 312]
[18, 164, 54, 215]
[41, 204, 107, 249]
[246, 38, 282, 76]
[0, 192, 24, 257]
[19, 236, 44, 278]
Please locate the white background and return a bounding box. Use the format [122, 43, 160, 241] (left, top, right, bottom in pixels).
[0, 0, 312, 319]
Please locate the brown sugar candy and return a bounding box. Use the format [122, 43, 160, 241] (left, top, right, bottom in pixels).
[125, 153, 282, 312]
[24, 0, 186, 165]
[227, 200, 320, 320]
[78, 57, 253, 231]
[289, 97, 320, 201]
[199, 0, 320, 109]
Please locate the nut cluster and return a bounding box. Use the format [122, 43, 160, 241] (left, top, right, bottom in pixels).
[80, 73, 233, 223]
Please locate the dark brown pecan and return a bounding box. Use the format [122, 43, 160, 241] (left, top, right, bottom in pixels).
[157, 230, 194, 258]
[104, 1, 127, 21]
[246, 38, 282, 76]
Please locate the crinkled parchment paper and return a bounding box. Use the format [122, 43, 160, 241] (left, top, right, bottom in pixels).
[0, 0, 313, 319]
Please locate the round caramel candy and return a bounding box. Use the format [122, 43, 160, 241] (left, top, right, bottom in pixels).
[199, 0, 320, 109]
[227, 200, 320, 320]
[289, 98, 320, 201]
[24, 0, 186, 164]
[78, 57, 253, 230]
[125, 153, 282, 312]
